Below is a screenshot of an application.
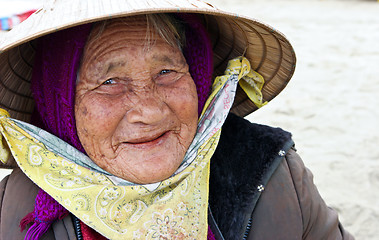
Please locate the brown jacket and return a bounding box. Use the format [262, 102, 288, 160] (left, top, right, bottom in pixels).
[0, 114, 354, 239]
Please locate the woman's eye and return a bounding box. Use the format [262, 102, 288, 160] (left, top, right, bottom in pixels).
[102, 78, 116, 85]
[159, 69, 172, 75]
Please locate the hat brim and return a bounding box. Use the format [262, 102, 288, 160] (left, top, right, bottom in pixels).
[0, 0, 296, 121]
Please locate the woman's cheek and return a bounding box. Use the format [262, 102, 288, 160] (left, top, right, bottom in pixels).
[76, 95, 117, 136]
[174, 84, 198, 115]
[163, 83, 198, 142]
[165, 77, 197, 107]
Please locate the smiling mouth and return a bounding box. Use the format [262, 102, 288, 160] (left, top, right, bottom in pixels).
[125, 131, 169, 149]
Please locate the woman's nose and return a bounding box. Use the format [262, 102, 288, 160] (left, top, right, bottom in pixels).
[125, 90, 169, 125]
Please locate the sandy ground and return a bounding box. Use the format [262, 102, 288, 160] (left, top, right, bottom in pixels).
[1, 0, 379, 239]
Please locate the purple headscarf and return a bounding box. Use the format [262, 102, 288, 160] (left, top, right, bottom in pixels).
[30, 24, 91, 152]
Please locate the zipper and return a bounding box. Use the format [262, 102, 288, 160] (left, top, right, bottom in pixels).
[72, 215, 83, 240]
[242, 217, 252, 240]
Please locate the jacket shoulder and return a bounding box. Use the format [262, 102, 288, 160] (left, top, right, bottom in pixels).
[248, 148, 354, 240]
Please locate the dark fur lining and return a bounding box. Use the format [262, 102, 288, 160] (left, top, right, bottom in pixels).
[209, 113, 292, 239]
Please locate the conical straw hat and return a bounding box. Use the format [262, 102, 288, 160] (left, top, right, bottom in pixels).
[0, 0, 296, 122]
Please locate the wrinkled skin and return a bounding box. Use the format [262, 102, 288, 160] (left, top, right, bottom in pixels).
[75, 17, 198, 184]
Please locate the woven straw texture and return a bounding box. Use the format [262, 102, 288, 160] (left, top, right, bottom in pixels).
[0, 0, 296, 122]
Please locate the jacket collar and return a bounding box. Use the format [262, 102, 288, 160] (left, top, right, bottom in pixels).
[209, 113, 293, 239]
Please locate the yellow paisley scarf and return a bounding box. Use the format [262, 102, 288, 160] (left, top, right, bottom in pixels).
[0, 57, 265, 239]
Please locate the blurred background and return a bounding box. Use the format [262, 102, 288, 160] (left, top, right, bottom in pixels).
[1, 0, 379, 239]
[207, 0, 379, 239]
[0, 0, 41, 30]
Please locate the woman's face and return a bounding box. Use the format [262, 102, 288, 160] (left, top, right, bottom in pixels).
[75, 17, 198, 184]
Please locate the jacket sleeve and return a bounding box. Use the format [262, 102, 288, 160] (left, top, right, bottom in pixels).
[285, 148, 354, 240]
[0, 168, 75, 240]
[0, 174, 10, 238]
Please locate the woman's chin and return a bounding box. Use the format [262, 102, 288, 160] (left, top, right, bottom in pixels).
[120, 168, 176, 185]
[98, 139, 187, 184]
[101, 154, 182, 184]
[131, 172, 174, 185]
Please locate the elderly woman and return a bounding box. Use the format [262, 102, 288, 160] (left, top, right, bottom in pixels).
[0, 0, 353, 239]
